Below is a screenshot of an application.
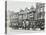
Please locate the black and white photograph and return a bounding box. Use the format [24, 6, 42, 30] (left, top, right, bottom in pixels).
[5, 0, 45, 34]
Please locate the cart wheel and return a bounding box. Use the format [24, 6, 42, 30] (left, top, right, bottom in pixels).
[40, 28, 44, 30]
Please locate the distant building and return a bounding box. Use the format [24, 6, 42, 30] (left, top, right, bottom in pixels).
[10, 6, 36, 26]
[36, 3, 45, 20]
